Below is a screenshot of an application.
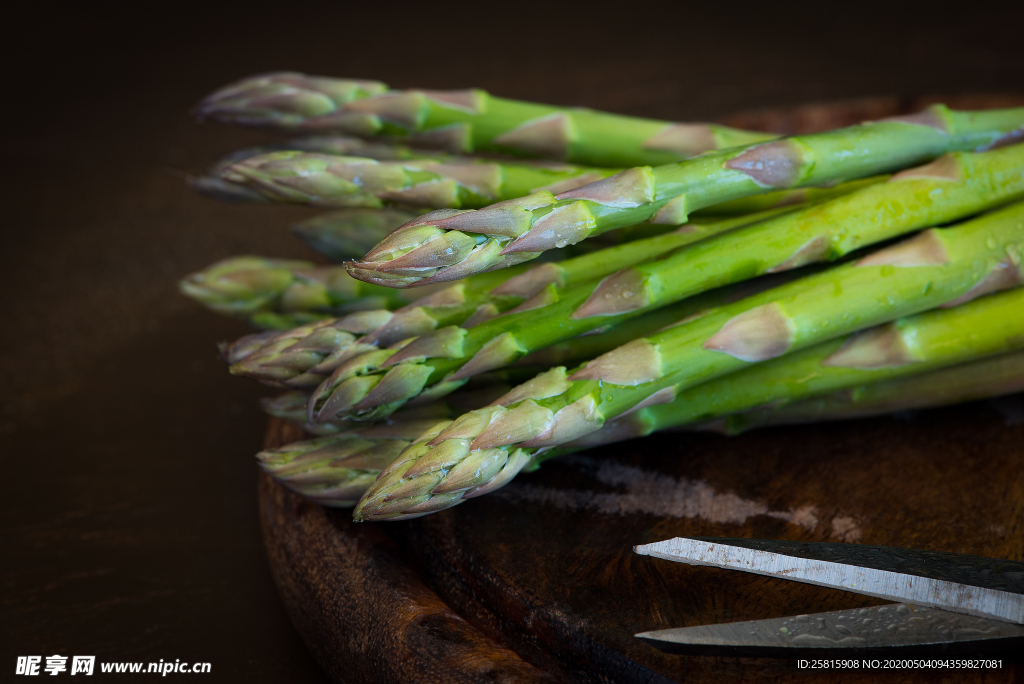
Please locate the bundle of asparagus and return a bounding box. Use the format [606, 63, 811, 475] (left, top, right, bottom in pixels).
[186, 72, 1024, 521]
[265, 292, 1024, 513]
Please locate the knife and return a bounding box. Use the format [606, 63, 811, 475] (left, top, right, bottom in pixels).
[633, 537, 1024, 657]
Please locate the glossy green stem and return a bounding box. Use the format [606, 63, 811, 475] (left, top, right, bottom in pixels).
[573, 286, 1024, 448]
[709, 348, 1024, 434]
[195, 72, 777, 167]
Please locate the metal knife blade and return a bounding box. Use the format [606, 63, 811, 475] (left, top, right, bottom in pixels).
[634, 537, 1024, 624]
[636, 603, 1024, 658]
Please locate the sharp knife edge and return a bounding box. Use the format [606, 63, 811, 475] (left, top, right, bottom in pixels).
[634, 538, 1024, 624]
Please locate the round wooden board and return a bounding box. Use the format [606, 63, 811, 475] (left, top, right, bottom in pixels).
[259, 95, 1024, 684]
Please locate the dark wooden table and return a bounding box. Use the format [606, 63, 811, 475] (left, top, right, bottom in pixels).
[262, 393, 1024, 683]
[4, 3, 1023, 681]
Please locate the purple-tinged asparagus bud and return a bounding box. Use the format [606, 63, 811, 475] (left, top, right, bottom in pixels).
[257, 432, 408, 508]
[365, 232, 480, 274]
[353, 364, 433, 412]
[195, 72, 387, 130]
[180, 256, 312, 316]
[308, 349, 398, 420]
[228, 320, 361, 388]
[220, 330, 279, 365]
[499, 202, 596, 254]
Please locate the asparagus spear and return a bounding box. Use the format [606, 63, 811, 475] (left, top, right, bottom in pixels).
[707, 349, 1024, 434]
[179, 256, 426, 323]
[258, 428, 416, 507]
[210, 149, 877, 217]
[216, 151, 618, 210]
[196, 72, 776, 166]
[309, 146, 1024, 422]
[188, 136, 443, 203]
[193, 72, 386, 125]
[355, 280, 1024, 520]
[347, 106, 1024, 287]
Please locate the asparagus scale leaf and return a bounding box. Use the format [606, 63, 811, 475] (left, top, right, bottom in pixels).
[216, 152, 620, 211]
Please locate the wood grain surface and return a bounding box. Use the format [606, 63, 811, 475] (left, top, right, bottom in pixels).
[259, 96, 1024, 684]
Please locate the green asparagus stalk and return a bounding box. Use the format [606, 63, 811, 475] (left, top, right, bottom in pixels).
[193, 72, 386, 126]
[196, 72, 776, 166]
[179, 256, 428, 322]
[207, 148, 875, 218]
[188, 136, 442, 203]
[258, 427, 415, 507]
[704, 349, 1024, 434]
[309, 146, 1024, 422]
[216, 151, 618, 210]
[292, 208, 421, 262]
[355, 278, 1024, 520]
[347, 106, 1024, 287]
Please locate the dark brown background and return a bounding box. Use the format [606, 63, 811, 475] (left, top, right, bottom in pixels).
[3, 2, 1023, 681]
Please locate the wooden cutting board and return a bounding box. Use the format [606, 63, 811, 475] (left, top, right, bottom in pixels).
[258, 95, 1024, 684]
